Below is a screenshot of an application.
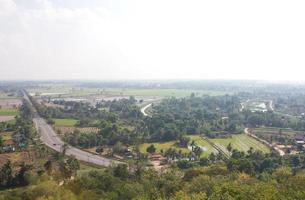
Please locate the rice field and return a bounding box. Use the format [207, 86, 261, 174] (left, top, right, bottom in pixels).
[210, 134, 270, 155]
[188, 135, 218, 157]
[28, 85, 228, 98]
[0, 108, 18, 116]
[53, 118, 78, 127]
[139, 141, 190, 154]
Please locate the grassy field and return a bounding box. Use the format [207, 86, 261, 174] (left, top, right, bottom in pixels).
[139, 136, 219, 157]
[77, 162, 105, 176]
[210, 134, 270, 155]
[188, 135, 218, 157]
[0, 108, 18, 116]
[28, 85, 229, 98]
[53, 118, 78, 127]
[101, 88, 228, 97]
[139, 141, 190, 154]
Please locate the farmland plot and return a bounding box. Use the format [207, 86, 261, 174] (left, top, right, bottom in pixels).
[210, 134, 270, 155]
[0, 116, 15, 122]
[55, 127, 99, 134]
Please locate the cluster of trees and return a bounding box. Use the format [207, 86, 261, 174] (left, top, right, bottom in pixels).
[146, 95, 243, 141]
[64, 130, 106, 149]
[32, 96, 146, 147]
[0, 161, 32, 189]
[12, 100, 35, 148]
[1, 159, 305, 200]
[0, 99, 34, 151]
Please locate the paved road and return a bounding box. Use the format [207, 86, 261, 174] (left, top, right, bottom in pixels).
[140, 103, 152, 117]
[23, 90, 119, 167]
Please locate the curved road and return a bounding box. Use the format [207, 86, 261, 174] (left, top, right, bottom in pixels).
[23, 90, 119, 167]
[140, 103, 152, 117]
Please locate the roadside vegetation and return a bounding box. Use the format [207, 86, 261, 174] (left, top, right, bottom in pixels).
[52, 118, 79, 127]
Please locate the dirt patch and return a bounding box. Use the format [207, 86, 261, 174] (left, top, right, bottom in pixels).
[0, 152, 31, 166]
[0, 116, 15, 122]
[0, 99, 22, 109]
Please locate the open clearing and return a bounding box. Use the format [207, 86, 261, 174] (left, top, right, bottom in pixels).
[0, 99, 22, 108]
[0, 116, 15, 122]
[0, 108, 18, 116]
[241, 100, 268, 112]
[210, 134, 270, 155]
[28, 85, 228, 98]
[139, 136, 217, 157]
[188, 135, 218, 157]
[53, 118, 78, 127]
[55, 126, 99, 134]
[139, 141, 190, 154]
[100, 88, 228, 97]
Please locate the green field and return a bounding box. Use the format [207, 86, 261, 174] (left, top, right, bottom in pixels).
[28, 85, 228, 98]
[188, 135, 218, 157]
[0, 108, 18, 116]
[210, 134, 270, 155]
[101, 88, 228, 97]
[139, 141, 190, 154]
[53, 118, 78, 127]
[139, 136, 219, 157]
[0, 132, 13, 140]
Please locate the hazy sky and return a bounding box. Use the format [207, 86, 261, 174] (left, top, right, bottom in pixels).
[0, 0, 305, 80]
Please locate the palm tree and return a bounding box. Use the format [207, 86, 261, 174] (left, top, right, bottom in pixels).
[193, 146, 203, 160]
[190, 140, 196, 151]
[61, 143, 68, 156]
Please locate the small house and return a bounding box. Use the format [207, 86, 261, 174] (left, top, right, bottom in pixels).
[2, 139, 15, 152]
[294, 135, 305, 144]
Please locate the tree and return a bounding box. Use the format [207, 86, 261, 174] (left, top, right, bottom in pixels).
[113, 164, 129, 180]
[44, 160, 53, 175]
[199, 157, 210, 166]
[193, 146, 203, 160]
[14, 162, 32, 186]
[146, 144, 156, 154]
[227, 143, 233, 152]
[96, 146, 104, 154]
[0, 135, 3, 148]
[0, 161, 13, 187]
[61, 143, 69, 155]
[190, 140, 196, 151]
[113, 141, 126, 154]
[178, 135, 190, 148]
[209, 153, 216, 163]
[59, 157, 80, 178]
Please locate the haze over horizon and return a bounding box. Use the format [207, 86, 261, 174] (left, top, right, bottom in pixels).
[0, 0, 305, 81]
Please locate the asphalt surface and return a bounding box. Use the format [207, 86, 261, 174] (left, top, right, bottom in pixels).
[23, 90, 119, 167]
[140, 103, 152, 117]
